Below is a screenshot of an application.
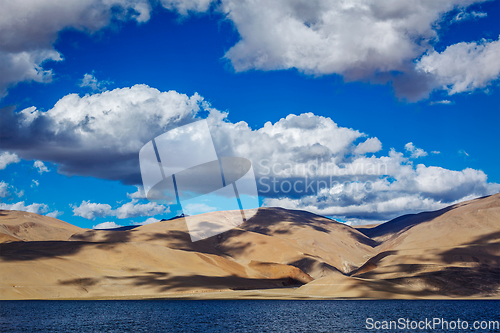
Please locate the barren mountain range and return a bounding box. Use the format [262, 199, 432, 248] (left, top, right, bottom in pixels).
[1, 194, 499, 299]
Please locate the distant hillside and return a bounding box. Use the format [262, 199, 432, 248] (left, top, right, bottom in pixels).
[0, 194, 499, 300]
[0, 210, 83, 243]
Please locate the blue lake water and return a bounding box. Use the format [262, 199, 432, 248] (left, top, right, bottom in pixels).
[0, 300, 499, 332]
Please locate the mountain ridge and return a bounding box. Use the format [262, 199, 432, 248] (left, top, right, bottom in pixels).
[0, 194, 499, 299]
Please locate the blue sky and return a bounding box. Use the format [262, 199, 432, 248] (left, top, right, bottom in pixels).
[0, 0, 499, 228]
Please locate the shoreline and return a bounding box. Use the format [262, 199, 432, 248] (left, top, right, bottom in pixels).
[3, 288, 499, 301]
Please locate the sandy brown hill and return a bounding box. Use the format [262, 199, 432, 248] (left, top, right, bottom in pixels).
[67, 208, 378, 280]
[0, 194, 499, 300]
[2, 207, 365, 299]
[0, 210, 84, 243]
[357, 194, 500, 245]
[344, 194, 500, 297]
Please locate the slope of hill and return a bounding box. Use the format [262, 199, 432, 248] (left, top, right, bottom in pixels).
[0, 194, 499, 300]
[0, 210, 84, 242]
[344, 194, 500, 297]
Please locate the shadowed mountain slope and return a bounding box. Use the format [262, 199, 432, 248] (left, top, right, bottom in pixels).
[1, 194, 499, 299]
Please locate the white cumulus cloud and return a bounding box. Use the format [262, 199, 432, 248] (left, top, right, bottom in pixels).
[0, 181, 10, 198]
[0, 201, 50, 215]
[79, 72, 111, 91]
[405, 142, 428, 158]
[127, 186, 147, 199]
[0, 151, 20, 169]
[93, 221, 122, 229]
[1, 0, 498, 100]
[354, 138, 382, 155]
[1, 85, 498, 224]
[115, 200, 169, 219]
[0, 0, 152, 97]
[72, 201, 113, 219]
[416, 37, 500, 95]
[134, 217, 160, 225]
[34, 160, 49, 174]
[0, 181, 24, 198]
[72, 199, 169, 219]
[46, 210, 63, 218]
[160, 0, 214, 15]
[452, 10, 487, 22]
[213, 0, 496, 100]
[0, 85, 204, 183]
